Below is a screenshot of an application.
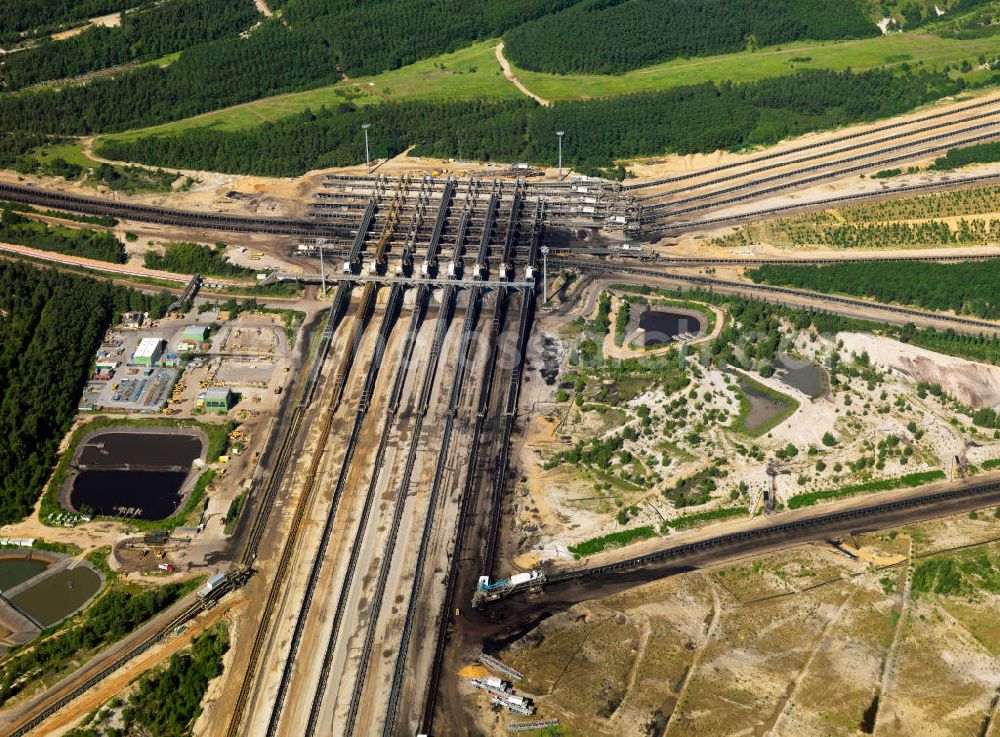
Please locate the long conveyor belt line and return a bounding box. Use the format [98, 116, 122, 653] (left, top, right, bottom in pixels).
[417, 288, 511, 735]
[624, 96, 1000, 191]
[555, 259, 1000, 334]
[265, 282, 401, 736]
[482, 287, 535, 574]
[641, 129, 1000, 224]
[640, 122, 1000, 219]
[226, 281, 358, 737]
[379, 286, 485, 737]
[337, 285, 457, 737]
[303, 284, 430, 735]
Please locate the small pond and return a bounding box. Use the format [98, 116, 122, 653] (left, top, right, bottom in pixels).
[0, 556, 49, 592]
[638, 309, 704, 348]
[739, 377, 791, 433]
[10, 566, 101, 627]
[774, 356, 826, 398]
[77, 431, 202, 469]
[71, 469, 190, 520]
[69, 429, 204, 521]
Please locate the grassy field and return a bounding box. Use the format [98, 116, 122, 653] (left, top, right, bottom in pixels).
[100, 41, 516, 143]
[95, 30, 1000, 153]
[514, 33, 1000, 100]
[34, 141, 103, 170]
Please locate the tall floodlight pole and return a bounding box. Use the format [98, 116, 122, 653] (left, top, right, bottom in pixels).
[362, 123, 371, 174]
[317, 238, 327, 297]
[556, 130, 565, 180]
[541, 245, 550, 303]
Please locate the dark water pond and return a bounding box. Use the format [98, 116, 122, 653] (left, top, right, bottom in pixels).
[70, 429, 203, 520]
[638, 310, 703, 348]
[740, 378, 790, 432]
[0, 557, 48, 591]
[775, 356, 826, 398]
[78, 431, 202, 469]
[11, 566, 101, 627]
[71, 469, 189, 520]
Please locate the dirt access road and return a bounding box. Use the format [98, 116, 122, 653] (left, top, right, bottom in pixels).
[495, 42, 550, 107]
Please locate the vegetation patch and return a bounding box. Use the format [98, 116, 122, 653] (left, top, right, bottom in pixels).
[94, 66, 966, 177]
[69, 622, 230, 737]
[504, 0, 878, 75]
[0, 200, 116, 227]
[224, 493, 245, 535]
[669, 505, 749, 530]
[144, 241, 255, 277]
[732, 372, 800, 436]
[1, 0, 260, 91]
[569, 526, 659, 558]
[749, 260, 1000, 319]
[930, 140, 1000, 170]
[0, 207, 124, 262]
[787, 469, 945, 509]
[0, 263, 173, 525]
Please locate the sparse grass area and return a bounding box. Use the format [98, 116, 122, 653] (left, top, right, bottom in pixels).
[33, 141, 101, 170]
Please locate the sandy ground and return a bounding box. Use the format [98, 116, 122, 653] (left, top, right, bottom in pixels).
[839, 331, 1000, 409]
[511, 279, 1000, 561]
[472, 509, 1000, 737]
[51, 11, 121, 42]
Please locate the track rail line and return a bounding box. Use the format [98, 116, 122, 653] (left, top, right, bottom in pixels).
[639, 116, 1000, 209]
[264, 282, 401, 735]
[482, 288, 535, 574]
[336, 285, 457, 737]
[226, 283, 363, 737]
[379, 285, 486, 737]
[303, 284, 430, 735]
[556, 259, 1000, 333]
[548, 479, 1000, 584]
[417, 288, 512, 735]
[641, 129, 1000, 223]
[625, 96, 1000, 191]
[648, 171, 1000, 232]
[0, 182, 350, 238]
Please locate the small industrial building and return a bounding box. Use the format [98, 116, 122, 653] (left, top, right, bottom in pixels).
[202, 386, 234, 413]
[182, 325, 209, 343]
[132, 338, 165, 367]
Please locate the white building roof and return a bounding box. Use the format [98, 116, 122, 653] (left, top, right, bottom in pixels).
[134, 337, 163, 359]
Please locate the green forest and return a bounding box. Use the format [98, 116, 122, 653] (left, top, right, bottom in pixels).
[0, 0, 145, 45]
[0, 0, 570, 136]
[504, 0, 878, 75]
[748, 260, 1000, 318]
[145, 242, 254, 277]
[0, 262, 173, 524]
[930, 140, 1000, 169]
[0, 0, 260, 90]
[95, 66, 966, 176]
[0, 208, 125, 262]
